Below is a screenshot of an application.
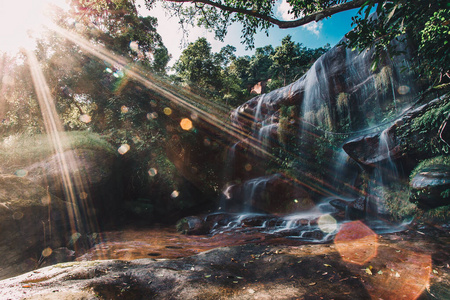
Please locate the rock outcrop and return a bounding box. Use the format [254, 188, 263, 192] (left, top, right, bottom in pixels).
[1, 224, 448, 300]
[0, 175, 70, 279]
[410, 165, 450, 209]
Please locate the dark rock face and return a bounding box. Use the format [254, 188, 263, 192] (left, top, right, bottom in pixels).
[226, 38, 422, 212]
[410, 165, 450, 209]
[329, 197, 366, 220]
[24, 148, 122, 225]
[343, 96, 449, 167]
[221, 174, 314, 213]
[0, 175, 71, 280]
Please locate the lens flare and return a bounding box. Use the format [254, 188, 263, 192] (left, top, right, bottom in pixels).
[148, 168, 158, 177]
[180, 118, 193, 131]
[317, 214, 337, 233]
[163, 107, 172, 115]
[14, 169, 28, 177]
[118, 144, 130, 155]
[79, 114, 92, 123]
[335, 221, 378, 265]
[41, 247, 53, 257]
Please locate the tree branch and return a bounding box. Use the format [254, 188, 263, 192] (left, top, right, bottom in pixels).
[165, 0, 367, 28]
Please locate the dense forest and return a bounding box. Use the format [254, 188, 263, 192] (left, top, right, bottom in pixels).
[0, 0, 449, 298]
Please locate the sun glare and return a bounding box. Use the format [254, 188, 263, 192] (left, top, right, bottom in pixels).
[0, 0, 69, 53]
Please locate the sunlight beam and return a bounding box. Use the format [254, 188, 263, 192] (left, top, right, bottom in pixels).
[26, 49, 98, 241]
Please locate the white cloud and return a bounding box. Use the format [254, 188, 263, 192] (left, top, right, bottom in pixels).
[276, 0, 294, 21]
[304, 22, 323, 36]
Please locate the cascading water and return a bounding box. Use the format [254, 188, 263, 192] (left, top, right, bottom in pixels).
[218, 35, 422, 241]
[366, 128, 401, 216]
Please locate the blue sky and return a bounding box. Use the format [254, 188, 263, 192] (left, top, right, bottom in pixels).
[136, 0, 359, 66]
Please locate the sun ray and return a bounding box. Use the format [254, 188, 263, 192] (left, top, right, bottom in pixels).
[26, 49, 99, 245]
[48, 23, 276, 159]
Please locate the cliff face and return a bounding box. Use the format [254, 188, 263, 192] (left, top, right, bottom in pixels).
[224, 38, 428, 214]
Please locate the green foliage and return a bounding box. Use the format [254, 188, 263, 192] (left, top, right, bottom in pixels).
[145, 0, 448, 85]
[373, 183, 417, 221]
[0, 131, 114, 171]
[345, 0, 450, 84]
[396, 94, 450, 155]
[419, 9, 450, 81]
[173, 37, 223, 93]
[410, 155, 450, 180]
[419, 204, 450, 223]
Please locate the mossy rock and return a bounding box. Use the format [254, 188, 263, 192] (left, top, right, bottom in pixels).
[0, 131, 122, 225]
[410, 163, 450, 209]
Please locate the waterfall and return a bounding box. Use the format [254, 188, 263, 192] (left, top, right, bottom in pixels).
[366, 128, 400, 216]
[241, 175, 273, 211]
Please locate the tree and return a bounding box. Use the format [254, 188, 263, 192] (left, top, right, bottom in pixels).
[144, 0, 449, 84]
[270, 36, 330, 88]
[72, 0, 170, 73]
[173, 37, 223, 93]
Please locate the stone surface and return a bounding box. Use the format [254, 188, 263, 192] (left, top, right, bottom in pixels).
[0, 223, 448, 300]
[23, 148, 122, 224]
[0, 175, 71, 280]
[343, 96, 449, 167]
[410, 165, 450, 209]
[329, 197, 366, 220]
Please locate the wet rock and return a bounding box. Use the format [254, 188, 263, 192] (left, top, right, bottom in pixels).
[343, 96, 449, 167]
[301, 230, 325, 240]
[410, 165, 450, 209]
[176, 216, 206, 235]
[204, 212, 234, 229]
[226, 174, 315, 214]
[240, 215, 272, 227]
[329, 198, 366, 220]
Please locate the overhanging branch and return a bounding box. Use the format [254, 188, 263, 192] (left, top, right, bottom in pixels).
[166, 0, 367, 28]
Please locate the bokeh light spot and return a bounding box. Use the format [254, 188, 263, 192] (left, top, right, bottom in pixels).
[180, 118, 193, 131]
[147, 112, 158, 120]
[79, 114, 91, 123]
[317, 214, 337, 233]
[129, 41, 139, 52]
[15, 169, 28, 177]
[42, 247, 52, 257]
[121, 105, 129, 113]
[79, 192, 88, 200]
[245, 163, 252, 171]
[203, 138, 211, 146]
[398, 85, 410, 95]
[171, 190, 179, 198]
[105, 67, 113, 73]
[13, 211, 24, 220]
[148, 168, 158, 177]
[190, 113, 198, 120]
[118, 144, 130, 155]
[163, 107, 172, 115]
[41, 195, 51, 206]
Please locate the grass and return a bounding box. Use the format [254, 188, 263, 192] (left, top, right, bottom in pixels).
[0, 131, 115, 172]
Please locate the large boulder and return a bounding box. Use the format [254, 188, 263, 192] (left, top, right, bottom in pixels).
[410, 165, 450, 209]
[0, 132, 122, 226]
[0, 175, 71, 279]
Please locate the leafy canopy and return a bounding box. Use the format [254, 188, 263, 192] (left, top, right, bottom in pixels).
[145, 0, 450, 83]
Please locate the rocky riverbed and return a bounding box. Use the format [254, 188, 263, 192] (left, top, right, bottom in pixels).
[0, 221, 448, 300]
